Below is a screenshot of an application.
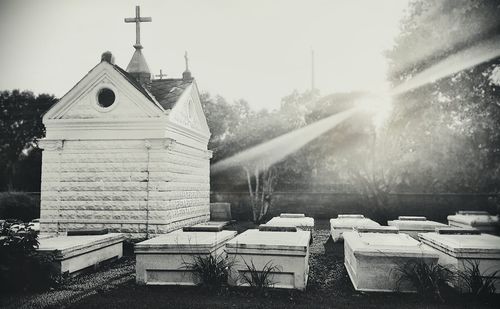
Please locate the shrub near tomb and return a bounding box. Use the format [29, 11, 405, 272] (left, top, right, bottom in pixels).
[394, 260, 455, 303]
[183, 254, 234, 292]
[457, 259, 499, 298]
[0, 229, 61, 292]
[240, 259, 281, 295]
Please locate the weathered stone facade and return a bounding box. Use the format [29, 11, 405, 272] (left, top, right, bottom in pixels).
[39, 59, 211, 239]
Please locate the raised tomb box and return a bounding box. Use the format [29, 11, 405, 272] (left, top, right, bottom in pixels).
[225, 229, 311, 290]
[135, 229, 237, 285]
[330, 214, 380, 242]
[343, 227, 439, 292]
[419, 228, 500, 292]
[387, 216, 448, 239]
[37, 233, 125, 275]
[447, 211, 499, 234]
[266, 213, 314, 229]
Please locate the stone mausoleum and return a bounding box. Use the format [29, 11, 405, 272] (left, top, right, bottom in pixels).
[39, 7, 211, 238]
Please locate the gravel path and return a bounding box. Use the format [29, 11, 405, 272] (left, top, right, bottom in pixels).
[0, 256, 135, 309]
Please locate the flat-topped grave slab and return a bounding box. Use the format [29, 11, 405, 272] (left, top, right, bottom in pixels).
[37, 233, 125, 275]
[447, 211, 499, 234]
[226, 229, 311, 290]
[280, 213, 305, 218]
[419, 230, 500, 292]
[135, 229, 237, 285]
[182, 221, 229, 232]
[330, 214, 380, 242]
[259, 224, 298, 232]
[343, 230, 438, 292]
[266, 214, 314, 230]
[388, 216, 448, 239]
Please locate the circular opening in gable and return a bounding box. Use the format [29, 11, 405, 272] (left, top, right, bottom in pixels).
[97, 88, 115, 108]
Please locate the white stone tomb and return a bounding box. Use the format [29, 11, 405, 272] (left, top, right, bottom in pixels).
[135, 229, 237, 285]
[447, 211, 499, 234]
[388, 216, 448, 239]
[266, 213, 314, 229]
[419, 227, 500, 292]
[226, 229, 311, 290]
[343, 227, 439, 292]
[330, 214, 380, 242]
[37, 233, 125, 275]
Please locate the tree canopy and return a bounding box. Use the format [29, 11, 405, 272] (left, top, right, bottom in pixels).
[0, 90, 57, 191]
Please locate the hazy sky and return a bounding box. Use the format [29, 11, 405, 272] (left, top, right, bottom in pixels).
[0, 0, 409, 110]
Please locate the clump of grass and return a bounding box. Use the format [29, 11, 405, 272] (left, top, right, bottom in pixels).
[240, 259, 281, 294]
[395, 260, 454, 302]
[457, 259, 499, 297]
[183, 254, 233, 291]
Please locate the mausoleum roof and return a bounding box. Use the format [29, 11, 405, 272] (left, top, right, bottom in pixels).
[150, 78, 194, 110]
[113, 65, 156, 103]
[115, 64, 193, 111]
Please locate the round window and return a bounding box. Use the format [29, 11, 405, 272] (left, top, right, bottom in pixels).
[97, 88, 115, 108]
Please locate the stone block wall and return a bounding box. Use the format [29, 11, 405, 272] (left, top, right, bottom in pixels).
[40, 138, 210, 239]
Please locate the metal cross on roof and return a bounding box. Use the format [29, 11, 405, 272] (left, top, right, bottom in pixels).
[155, 69, 167, 80]
[124, 6, 152, 49]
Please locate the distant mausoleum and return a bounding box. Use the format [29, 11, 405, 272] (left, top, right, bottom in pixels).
[39, 8, 211, 238]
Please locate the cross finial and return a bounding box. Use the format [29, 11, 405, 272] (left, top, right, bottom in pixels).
[184, 51, 190, 72]
[124, 6, 152, 49]
[155, 69, 167, 80]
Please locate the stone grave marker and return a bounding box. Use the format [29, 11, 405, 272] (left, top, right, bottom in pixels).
[447, 211, 499, 234]
[419, 228, 500, 293]
[388, 216, 448, 239]
[226, 229, 311, 290]
[135, 229, 237, 285]
[210, 203, 232, 221]
[343, 227, 439, 292]
[330, 214, 380, 242]
[37, 233, 125, 275]
[266, 213, 314, 229]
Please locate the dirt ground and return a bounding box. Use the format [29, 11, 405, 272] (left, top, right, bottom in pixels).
[1, 220, 499, 309]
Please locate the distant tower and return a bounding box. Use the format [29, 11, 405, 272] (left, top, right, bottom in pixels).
[311, 48, 316, 91]
[125, 5, 152, 86]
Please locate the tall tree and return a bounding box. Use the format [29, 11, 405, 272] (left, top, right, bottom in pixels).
[385, 0, 500, 193]
[0, 90, 57, 190]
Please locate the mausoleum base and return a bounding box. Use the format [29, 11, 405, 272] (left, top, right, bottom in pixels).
[37, 233, 125, 275]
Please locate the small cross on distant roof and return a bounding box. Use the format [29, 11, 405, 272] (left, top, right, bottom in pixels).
[155, 69, 167, 80]
[124, 6, 152, 49]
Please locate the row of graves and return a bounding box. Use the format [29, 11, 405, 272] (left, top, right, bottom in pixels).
[332, 211, 500, 293]
[134, 210, 500, 293]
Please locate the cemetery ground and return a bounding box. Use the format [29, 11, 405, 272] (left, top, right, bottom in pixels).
[1, 220, 499, 309]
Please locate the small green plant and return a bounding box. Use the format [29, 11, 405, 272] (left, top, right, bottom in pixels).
[395, 260, 454, 302]
[240, 259, 280, 293]
[0, 229, 61, 292]
[457, 259, 499, 297]
[183, 254, 233, 291]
